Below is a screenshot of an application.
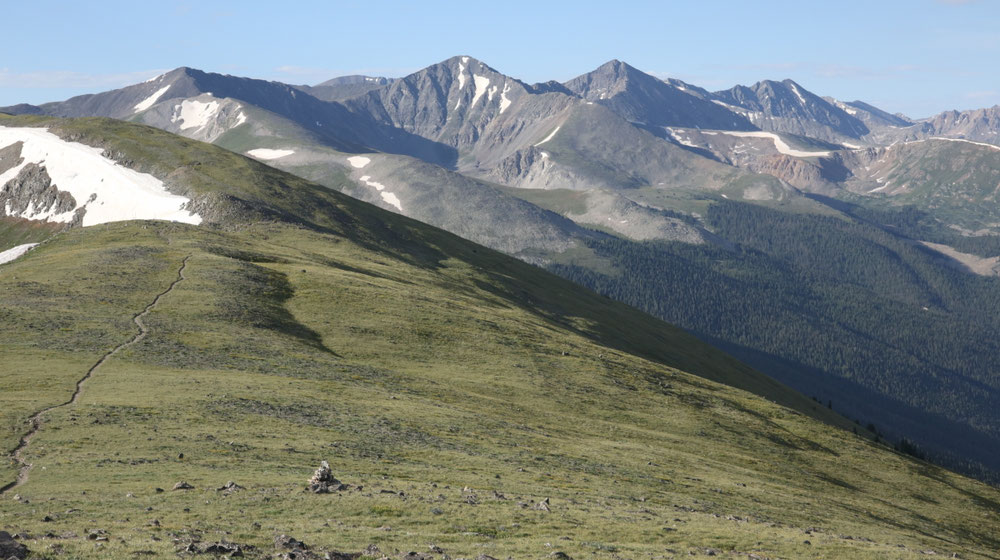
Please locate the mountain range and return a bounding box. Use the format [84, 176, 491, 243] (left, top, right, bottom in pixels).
[3, 55, 1000, 556]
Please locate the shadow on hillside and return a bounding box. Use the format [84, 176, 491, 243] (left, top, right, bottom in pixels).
[700, 333, 1000, 483]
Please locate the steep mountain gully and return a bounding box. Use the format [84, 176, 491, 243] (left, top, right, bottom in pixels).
[0, 254, 191, 494]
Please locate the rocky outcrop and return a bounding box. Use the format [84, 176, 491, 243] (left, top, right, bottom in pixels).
[741, 154, 849, 195]
[0, 163, 78, 221]
[0, 140, 24, 175]
[0, 531, 29, 560]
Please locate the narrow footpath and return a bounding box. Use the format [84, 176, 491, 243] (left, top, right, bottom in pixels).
[0, 255, 191, 494]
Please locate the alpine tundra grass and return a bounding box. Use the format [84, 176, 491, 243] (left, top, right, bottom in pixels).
[1, 220, 998, 559]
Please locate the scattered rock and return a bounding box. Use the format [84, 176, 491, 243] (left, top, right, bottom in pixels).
[173, 481, 194, 491]
[201, 541, 247, 556]
[217, 481, 245, 493]
[154, 487, 164, 493]
[308, 461, 345, 493]
[275, 534, 309, 552]
[534, 497, 551, 512]
[0, 531, 29, 560]
[428, 545, 444, 554]
[401, 552, 431, 560]
[87, 529, 109, 541]
[476, 555, 498, 560]
[550, 553, 573, 560]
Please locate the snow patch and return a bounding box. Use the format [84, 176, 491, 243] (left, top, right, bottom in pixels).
[534, 126, 561, 146]
[790, 83, 807, 105]
[462, 56, 470, 63]
[0, 243, 38, 266]
[712, 130, 832, 158]
[841, 142, 862, 149]
[0, 126, 202, 227]
[472, 75, 490, 107]
[457, 62, 467, 91]
[379, 192, 402, 211]
[499, 83, 512, 114]
[171, 98, 221, 131]
[134, 85, 171, 113]
[347, 156, 371, 169]
[666, 127, 699, 148]
[234, 110, 248, 127]
[929, 137, 1000, 152]
[247, 148, 295, 160]
[358, 175, 402, 211]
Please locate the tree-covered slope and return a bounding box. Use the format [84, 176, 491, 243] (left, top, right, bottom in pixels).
[550, 199, 1000, 481]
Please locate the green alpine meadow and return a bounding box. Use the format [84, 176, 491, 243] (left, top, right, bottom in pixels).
[1, 115, 999, 558]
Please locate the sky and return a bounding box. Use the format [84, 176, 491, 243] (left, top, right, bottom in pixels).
[2, 0, 998, 118]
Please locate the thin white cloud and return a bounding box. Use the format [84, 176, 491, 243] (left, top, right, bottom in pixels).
[271, 65, 415, 85]
[964, 90, 998, 99]
[0, 69, 168, 90]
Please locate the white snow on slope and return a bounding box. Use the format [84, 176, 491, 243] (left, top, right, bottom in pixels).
[842, 142, 863, 149]
[358, 175, 402, 211]
[171, 99, 221, 130]
[134, 85, 171, 113]
[534, 126, 561, 146]
[457, 61, 467, 91]
[712, 130, 832, 157]
[665, 127, 699, 148]
[247, 148, 295, 160]
[379, 191, 402, 210]
[499, 83, 512, 114]
[929, 137, 1000, 152]
[346, 156, 371, 168]
[0, 126, 202, 227]
[472, 75, 490, 107]
[790, 83, 807, 105]
[234, 110, 248, 127]
[0, 243, 38, 266]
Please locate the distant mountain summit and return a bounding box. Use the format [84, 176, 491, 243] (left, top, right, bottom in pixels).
[296, 75, 397, 102]
[564, 59, 756, 131]
[713, 79, 870, 141]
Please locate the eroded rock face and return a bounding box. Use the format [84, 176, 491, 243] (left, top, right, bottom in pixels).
[0, 162, 78, 221]
[0, 141, 24, 175]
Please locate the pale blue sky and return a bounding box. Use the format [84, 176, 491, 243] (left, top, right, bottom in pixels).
[2, 0, 998, 118]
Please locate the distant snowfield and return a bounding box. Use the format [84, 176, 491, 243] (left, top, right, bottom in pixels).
[499, 83, 512, 114]
[247, 148, 295, 160]
[172, 99, 220, 131]
[472, 75, 490, 107]
[535, 126, 561, 146]
[346, 155, 371, 168]
[0, 126, 202, 227]
[358, 175, 403, 211]
[710, 130, 832, 158]
[0, 243, 38, 266]
[134, 85, 171, 113]
[928, 137, 1000, 152]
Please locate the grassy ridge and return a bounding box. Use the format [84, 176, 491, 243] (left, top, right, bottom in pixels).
[0, 221, 999, 559]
